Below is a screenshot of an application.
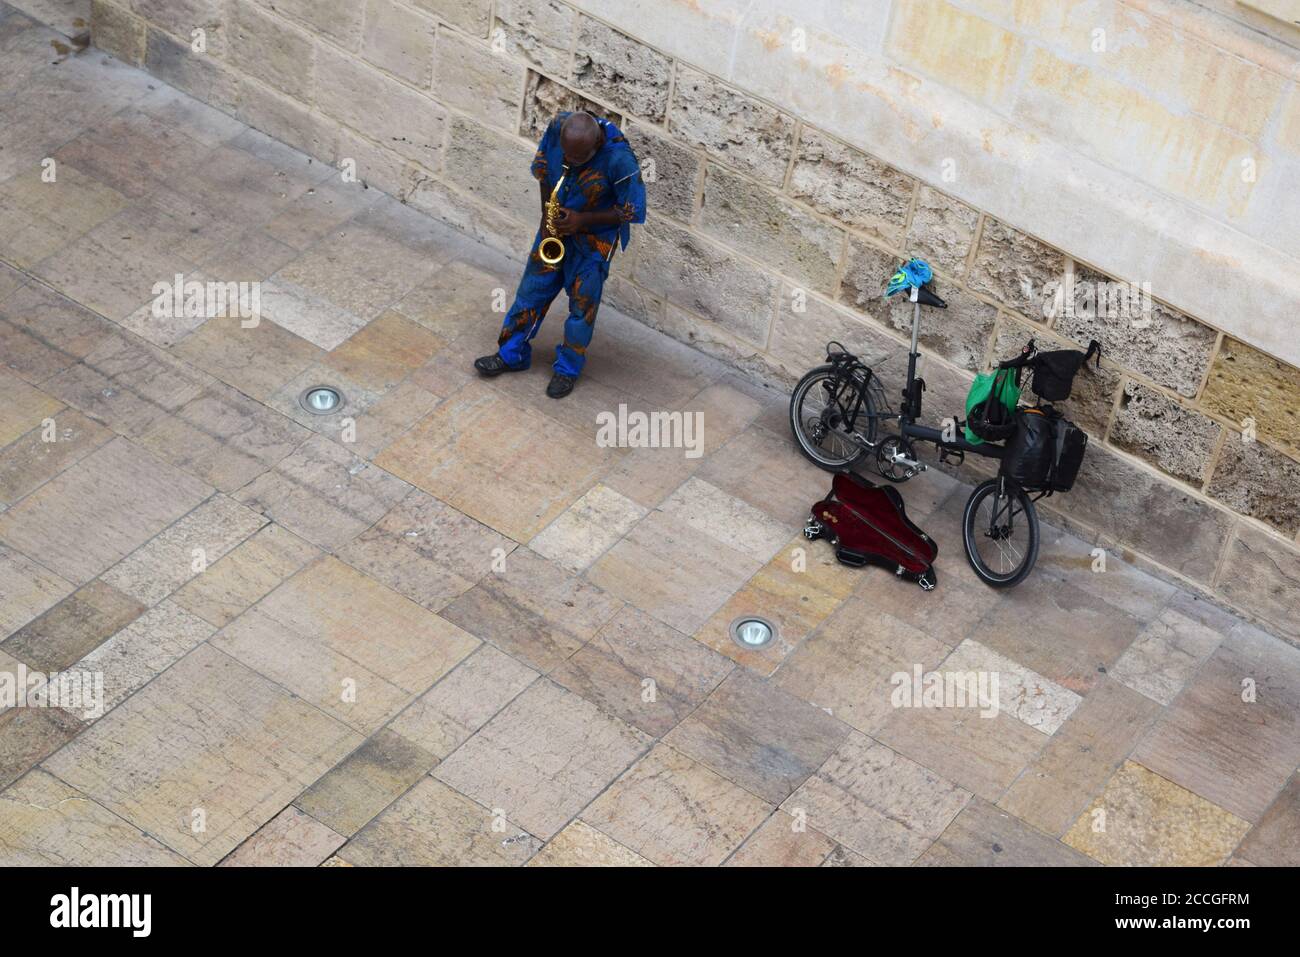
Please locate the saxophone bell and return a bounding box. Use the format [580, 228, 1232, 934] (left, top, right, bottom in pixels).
[538, 235, 564, 266]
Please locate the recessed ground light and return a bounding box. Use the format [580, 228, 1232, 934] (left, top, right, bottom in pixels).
[299, 385, 344, 415]
[730, 615, 777, 650]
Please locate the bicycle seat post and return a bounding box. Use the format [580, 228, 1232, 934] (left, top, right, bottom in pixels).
[909, 296, 922, 357]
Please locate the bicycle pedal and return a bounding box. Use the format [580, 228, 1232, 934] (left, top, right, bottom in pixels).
[890, 452, 927, 473]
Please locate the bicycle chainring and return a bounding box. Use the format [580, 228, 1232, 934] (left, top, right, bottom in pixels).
[875, 435, 915, 483]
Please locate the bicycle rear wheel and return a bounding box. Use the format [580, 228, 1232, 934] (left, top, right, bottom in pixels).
[962, 477, 1039, 587]
[789, 365, 877, 471]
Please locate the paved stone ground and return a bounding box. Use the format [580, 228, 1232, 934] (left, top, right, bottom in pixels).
[1, 10, 1298, 867]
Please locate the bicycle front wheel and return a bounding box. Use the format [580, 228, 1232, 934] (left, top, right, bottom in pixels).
[962, 478, 1039, 587]
[789, 365, 875, 472]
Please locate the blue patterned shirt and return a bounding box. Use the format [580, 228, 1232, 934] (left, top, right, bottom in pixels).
[531, 112, 647, 260]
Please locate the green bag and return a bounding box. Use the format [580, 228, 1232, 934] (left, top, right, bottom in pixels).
[963, 367, 1021, 445]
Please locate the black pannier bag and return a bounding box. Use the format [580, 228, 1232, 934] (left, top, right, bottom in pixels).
[1001, 407, 1055, 488]
[1031, 339, 1101, 401]
[1001, 407, 1088, 493]
[1049, 418, 1088, 492]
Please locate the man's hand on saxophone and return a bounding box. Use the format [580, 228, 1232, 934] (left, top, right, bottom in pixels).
[552, 207, 584, 236]
[553, 207, 624, 236]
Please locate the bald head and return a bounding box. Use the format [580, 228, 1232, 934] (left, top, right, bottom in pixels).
[560, 112, 603, 166]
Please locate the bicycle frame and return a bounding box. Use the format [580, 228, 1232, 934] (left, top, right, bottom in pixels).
[817, 298, 1024, 475]
[888, 298, 1003, 471]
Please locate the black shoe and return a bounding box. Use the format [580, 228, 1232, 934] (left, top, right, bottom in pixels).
[546, 373, 576, 399]
[474, 354, 524, 377]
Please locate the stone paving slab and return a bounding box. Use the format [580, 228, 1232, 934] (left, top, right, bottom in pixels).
[582, 744, 772, 866]
[0, 282, 118, 385]
[0, 263, 26, 302]
[773, 598, 950, 735]
[79, 599, 215, 716]
[529, 482, 648, 574]
[0, 437, 211, 586]
[1033, 529, 1181, 621]
[338, 777, 540, 867]
[440, 546, 622, 673]
[292, 729, 438, 837]
[32, 212, 197, 322]
[101, 494, 267, 606]
[550, 605, 733, 737]
[0, 408, 113, 507]
[335, 379, 442, 461]
[44, 644, 363, 865]
[388, 645, 539, 760]
[0, 704, 82, 790]
[587, 508, 761, 636]
[375, 381, 611, 542]
[972, 576, 1146, 696]
[0, 367, 62, 448]
[1109, 602, 1225, 706]
[0, 769, 189, 867]
[172, 313, 325, 403]
[695, 423, 826, 527]
[1235, 774, 1300, 867]
[694, 535, 858, 675]
[0, 53, 151, 185]
[433, 679, 651, 840]
[2, 578, 144, 671]
[50, 108, 211, 200]
[336, 487, 512, 612]
[916, 798, 1095, 867]
[600, 440, 708, 510]
[0, 163, 126, 271]
[527, 819, 653, 867]
[664, 669, 850, 805]
[876, 700, 1048, 803]
[170, 523, 320, 629]
[783, 731, 970, 866]
[130, 85, 245, 149]
[265, 363, 384, 442]
[658, 476, 792, 565]
[724, 809, 838, 867]
[43, 361, 167, 440]
[941, 638, 1082, 735]
[822, 845, 876, 866]
[235, 434, 410, 549]
[1062, 760, 1250, 867]
[996, 675, 1163, 839]
[254, 279, 371, 354]
[0, 542, 73, 639]
[214, 557, 478, 733]
[1132, 622, 1300, 823]
[391, 259, 514, 342]
[219, 807, 346, 868]
[323, 311, 444, 394]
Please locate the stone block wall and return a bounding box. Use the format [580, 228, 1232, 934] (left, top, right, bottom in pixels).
[87, 0, 1299, 638]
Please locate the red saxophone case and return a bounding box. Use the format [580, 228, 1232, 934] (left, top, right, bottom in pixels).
[805, 472, 938, 590]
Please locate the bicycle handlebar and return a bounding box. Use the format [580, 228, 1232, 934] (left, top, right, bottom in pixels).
[998, 339, 1037, 369]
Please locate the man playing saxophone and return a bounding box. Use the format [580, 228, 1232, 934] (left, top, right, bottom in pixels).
[474, 111, 647, 399]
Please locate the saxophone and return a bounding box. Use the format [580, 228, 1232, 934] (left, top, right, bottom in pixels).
[537, 165, 568, 266]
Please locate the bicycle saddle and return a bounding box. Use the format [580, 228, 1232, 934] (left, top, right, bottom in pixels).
[886, 258, 946, 308]
[910, 281, 947, 309]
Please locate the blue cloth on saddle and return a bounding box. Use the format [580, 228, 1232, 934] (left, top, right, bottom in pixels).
[885, 258, 933, 297]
